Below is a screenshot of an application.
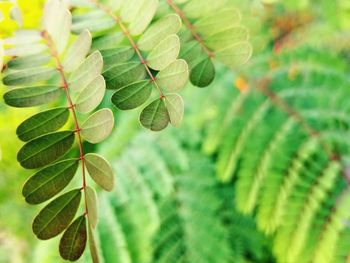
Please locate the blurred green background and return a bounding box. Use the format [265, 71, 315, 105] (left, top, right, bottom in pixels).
[1, 0, 350, 262]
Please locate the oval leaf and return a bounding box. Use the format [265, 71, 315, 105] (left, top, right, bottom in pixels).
[140, 98, 170, 131]
[156, 59, 189, 92]
[215, 41, 253, 67]
[3, 86, 61, 108]
[111, 80, 152, 110]
[75, 75, 105, 114]
[101, 46, 134, 67]
[3, 67, 57, 86]
[103, 61, 144, 90]
[33, 189, 81, 240]
[85, 153, 114, 191]
[81, 109, 114, 144]
[16, 107, 69, 142]
[147, 34, 180, 71]
[128, 0, 158, 36]
[8, 53, 51, 70]
[165, 93, 184, 127]
[17, 131, 75, 169]
[59, 215, 87, 261]
[86, 186, 98, 228]
[22, 159, 79, 204]
[69, 51, 103, 91]
[190, 58, 215, 87]
[138, 14, 182, 51]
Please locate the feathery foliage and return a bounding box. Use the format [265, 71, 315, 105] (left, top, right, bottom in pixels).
[1, 0, 114, 261]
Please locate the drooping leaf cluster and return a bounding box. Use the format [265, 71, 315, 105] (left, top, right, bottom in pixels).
[1, 0, 114, 261]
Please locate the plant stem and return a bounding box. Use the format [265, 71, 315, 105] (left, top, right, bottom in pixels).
[41, 30, 89, 215]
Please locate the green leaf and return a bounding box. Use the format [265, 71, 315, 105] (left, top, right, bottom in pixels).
[17, 131, 75, 169]
[3, 86, 61, 108]
[4, 44, 47, 57]
[75, 75, 105, 114]
[103, 61, 145, 90]
[59, 215, 87, 261]
[193, 8, 241, 37]
[190, 58, 215, 87]
[85, 186, 98, 229]
[7, 53, 51, 70]
[22, 159, 79, 204]
[16, 107, 70, 142]
[85, 153, 114, 191]
[111, 80, 152, 110]
[32, 189, 81, 240]
[156, 59, 189, 92]
[2, 67, 57, 86]
[165, 93, 184, 127]
[147, 34, 180, 70]
[69, 51, 103, 91]
[43, 0, 72, 53]
[88, 225, 101, 263]
[81, 109, 114, 144]
[215, 42, 253, 67]
[140, 98, 169, 131]
[138, 14, 182, 51]
[63, 29, 92, 72]
[128, 0, 158, 36]
[180, 40, 204, 68]
[183, 0, 226, 19]
[101, 46, 134, 67]
[205, 26, 249, 50]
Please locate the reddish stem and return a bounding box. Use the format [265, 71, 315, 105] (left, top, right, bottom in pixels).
[41, 31, 89, 215]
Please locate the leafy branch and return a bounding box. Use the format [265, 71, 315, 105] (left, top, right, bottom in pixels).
[71, 0, 189, 131]
[1, 0, 115, 261]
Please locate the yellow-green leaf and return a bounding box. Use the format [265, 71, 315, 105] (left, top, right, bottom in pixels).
[85, 153, 114, 191]
[81, 109, 114, 144]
